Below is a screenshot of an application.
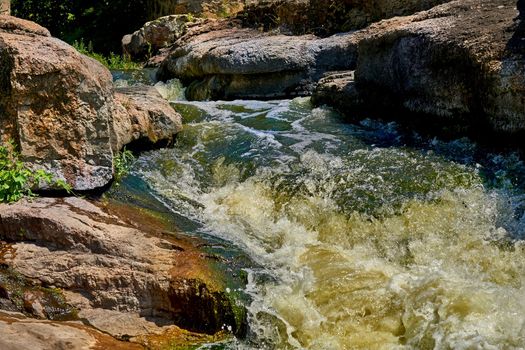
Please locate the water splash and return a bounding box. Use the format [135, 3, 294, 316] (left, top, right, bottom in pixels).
[133, 97, 525, 349]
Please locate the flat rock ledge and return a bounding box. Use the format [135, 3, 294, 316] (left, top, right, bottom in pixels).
[313, 0, 525, 140]
[0, 197, 245, 349]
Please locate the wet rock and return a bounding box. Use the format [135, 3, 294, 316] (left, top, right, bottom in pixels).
[314, 0, 525, 140]
[0, 265, 76, 320]
[0, 197, 246, 342]
[240, 0, 452, 35]
[0, 15, 182, 191]
[311, 71, 365, 115]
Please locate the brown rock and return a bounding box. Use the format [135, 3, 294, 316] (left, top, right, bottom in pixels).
[0, 310, 144, 350]
[0, 197, 244, 339]
[112, 86, 183, 152]
[1, 15, 182, 191]
[146, 0, 244, 21]
[1, 16, 115, 190]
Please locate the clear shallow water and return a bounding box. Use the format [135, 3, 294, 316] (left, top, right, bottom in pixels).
[126, 89, 525, 349]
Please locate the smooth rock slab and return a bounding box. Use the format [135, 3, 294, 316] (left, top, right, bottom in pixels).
[157, 20, 360, 100]
[0, 311, 143, 350]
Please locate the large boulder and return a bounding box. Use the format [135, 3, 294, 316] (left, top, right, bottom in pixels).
[157, 20, 360, 100]
[0, 15, 182, 191]
[0, 197, 245, 346]
[314, 0, 525, 139]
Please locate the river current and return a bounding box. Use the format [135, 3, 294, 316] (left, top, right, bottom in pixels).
[116, 74, 525, 349]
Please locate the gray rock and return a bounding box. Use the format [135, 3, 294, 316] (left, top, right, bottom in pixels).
[122, 14, 200, 60]
[314, 0, 525, 139]
[157, 22, 360, 100]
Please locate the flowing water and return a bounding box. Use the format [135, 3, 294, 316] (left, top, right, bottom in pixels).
[115, 74, 525, 349]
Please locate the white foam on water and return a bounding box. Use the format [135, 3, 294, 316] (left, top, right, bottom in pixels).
[134, 98, 525, 350]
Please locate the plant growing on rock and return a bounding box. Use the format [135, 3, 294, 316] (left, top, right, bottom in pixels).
[113, 148, 135, 183]
[0, 140, 71, 203]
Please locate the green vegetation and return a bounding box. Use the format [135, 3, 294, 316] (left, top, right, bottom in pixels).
[73, 40, 141, 70]
[113, 148, 136, 183]
[0, 139, 72, 203]
[11, 0, 148, 54]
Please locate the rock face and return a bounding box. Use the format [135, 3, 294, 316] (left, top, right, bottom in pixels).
[240, 0, 451, 35]
[0, 197, 245, 346]
[0, 15, 182, 191]
[157, 20, 359, 100]
[314, 0, 525, 139]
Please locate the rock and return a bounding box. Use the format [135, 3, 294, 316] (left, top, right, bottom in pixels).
[240, 0, 452, 35]
[0, 311, 144, 350]
[112, 86, 183, 151]
[157, 20, 359, 100]
[314, 0, 525, 139]
[154, 0, 458, 100]
[0, 197, 245, 342]
[123, 14, 202, 60]
[311, 71, 365, 116]
[0, 0, 9, 16]
[0, 15, 115, 190]
[1, 15, 182, 191]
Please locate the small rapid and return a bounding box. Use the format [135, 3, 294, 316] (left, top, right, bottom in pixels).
[122, 78, 525, 349]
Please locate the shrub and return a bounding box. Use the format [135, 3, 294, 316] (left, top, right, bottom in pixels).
[73, 40, 142, 70]
[0, 140, 72, 203]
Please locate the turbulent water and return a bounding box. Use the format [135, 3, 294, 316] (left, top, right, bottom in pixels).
[121, 75, 525, 349]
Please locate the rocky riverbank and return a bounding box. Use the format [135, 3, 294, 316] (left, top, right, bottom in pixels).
[127, 0, 524, 142]
[1, 13, 247, 350]
[313, 0, 525, 142]
[1, 0, 525, 348]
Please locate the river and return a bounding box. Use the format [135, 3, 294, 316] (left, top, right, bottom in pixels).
[115, 73, 525, 349]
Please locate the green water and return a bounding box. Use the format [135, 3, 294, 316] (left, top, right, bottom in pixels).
[116, 73, 525, 349]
